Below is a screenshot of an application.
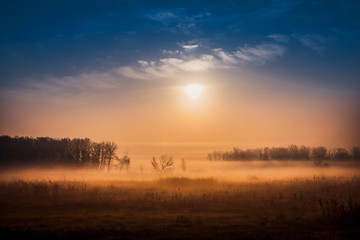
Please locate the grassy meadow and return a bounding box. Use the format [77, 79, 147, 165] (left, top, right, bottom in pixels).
[1, 162, 360, 240]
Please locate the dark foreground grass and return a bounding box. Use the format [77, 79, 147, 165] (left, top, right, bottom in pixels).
[0, 176, 360, 239]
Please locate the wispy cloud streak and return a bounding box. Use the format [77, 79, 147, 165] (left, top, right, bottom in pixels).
[256, 0, 304, 19]
[4, 41, 286, 93]
[298, 34, 327, 55]
[267, 34, 289, 43]
[117, 43, 285, 80]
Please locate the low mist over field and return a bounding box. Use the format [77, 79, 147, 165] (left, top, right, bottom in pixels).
[1, 160, 360, 182]
[1, 136, 360, 239]
[1, 164, 360, 239]
[1, 139, 360, 239]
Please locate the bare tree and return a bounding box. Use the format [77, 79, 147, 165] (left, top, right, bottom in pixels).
[98, 142, 118, 171]
[117, 152, 130, 172]
[90, 142, 102, 167]
[298, 145, 310, 160]
[151, 155, 174, 173]
[350, 146, 360, 160]
[288, 144, 299, 160]
[104, 142, 118, 172]
[99, 142, 107, 170]
[311, 146, 328, 166]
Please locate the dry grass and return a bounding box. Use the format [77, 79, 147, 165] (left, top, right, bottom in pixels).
[0, 174, 360, 239]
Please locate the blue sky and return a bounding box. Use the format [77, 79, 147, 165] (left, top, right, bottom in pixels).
[1, 0, 359, 146]
[1, 0, 359, 88]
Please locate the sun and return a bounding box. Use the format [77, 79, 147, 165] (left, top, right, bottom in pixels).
[185, 84, 203, 99]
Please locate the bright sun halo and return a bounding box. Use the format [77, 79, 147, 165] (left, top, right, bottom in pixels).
[185, 84, 203, 99]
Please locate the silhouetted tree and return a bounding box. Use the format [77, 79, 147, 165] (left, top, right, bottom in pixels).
[350, 146, 360, 160]
[288, 144, 299, 160]
[79, 138, 91, 165]
[311, 146, 328, 160]
[270, 147, 290, 160]
[253, 148, 263, 160]
[207, 151, 222, 161]
[99, 142, 107, 170]
[311, 146, 328, 166]
[205, 144, 356, 162]
[262, 147, 270, 160]
[117, 153, 130, 172]
[103, 142, 118, 172]
[0, 135, 118, 169]
[298, 145, 310, 160]
[151, 155, 174, 173]
[332, 148, 351, 160]
[89, 142, 101, 167]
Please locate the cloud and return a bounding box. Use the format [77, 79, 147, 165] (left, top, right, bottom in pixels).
[181, 44, 199, 49]
[27, 72, 121, 95]
[145, 8, 210, 34]
[234, 43, 285, 65]
[7, 41, 286, 94]
[116, 54, 223, 80]
[298, 34, 326, 54]
[267, 33, 328, 55]
[256, 0, 304, 19]
[118, 43, 285, 80]
[178, 40, 200, 50]
[213, 48, 238, 64]
[137, 60, 149, 67]
[147, 11, 177, 21]
[162, 49, 180, 55]
[147, 8, 210, 23]
[267, 34, 289, 43]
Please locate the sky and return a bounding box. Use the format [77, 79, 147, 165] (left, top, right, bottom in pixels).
[1, 0, 360, 150]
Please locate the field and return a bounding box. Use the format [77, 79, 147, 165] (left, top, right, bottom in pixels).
[1, 162, 360, 239]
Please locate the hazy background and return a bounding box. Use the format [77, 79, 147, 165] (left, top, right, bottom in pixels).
[1, 0, 359, 156]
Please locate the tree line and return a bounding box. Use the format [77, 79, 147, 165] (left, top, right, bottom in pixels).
[0, 135, 129, 170]
[207, 145, 360, 161]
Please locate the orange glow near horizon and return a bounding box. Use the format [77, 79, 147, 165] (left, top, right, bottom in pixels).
[0, 71, 359, 154]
